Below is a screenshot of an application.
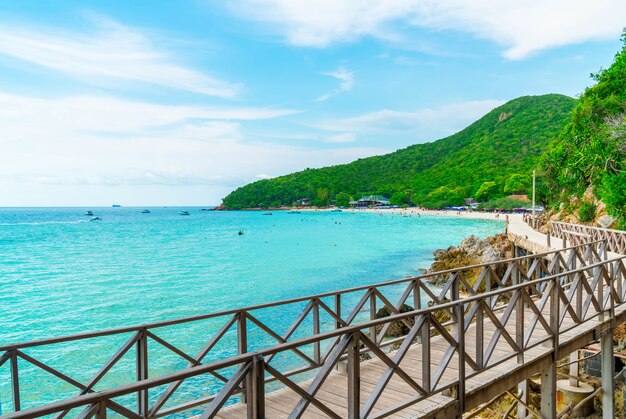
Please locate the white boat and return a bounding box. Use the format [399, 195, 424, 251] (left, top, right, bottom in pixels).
[141, 209, 151, 214]
[179, 211, 190, 216]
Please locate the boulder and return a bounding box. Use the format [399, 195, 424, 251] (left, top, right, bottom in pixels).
[598, 215, 615, 228]
[375, 304, 415, 337]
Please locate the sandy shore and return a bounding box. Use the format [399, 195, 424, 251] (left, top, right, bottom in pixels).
[300, 206, 518, 221]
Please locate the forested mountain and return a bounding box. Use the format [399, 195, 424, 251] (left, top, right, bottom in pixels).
[222, 94, 576, 209]
[543, 32, 626, 228]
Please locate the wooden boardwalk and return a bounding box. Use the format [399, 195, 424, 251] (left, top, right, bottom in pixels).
[218, 302, 626, 418]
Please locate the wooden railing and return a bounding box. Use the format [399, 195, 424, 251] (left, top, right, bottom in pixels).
[0, 241, 618, 418]
[551, 221, 626, 254]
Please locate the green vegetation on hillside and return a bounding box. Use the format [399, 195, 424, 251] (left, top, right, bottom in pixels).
[223, 94, 576, 209]
[543, 31, 626, 228]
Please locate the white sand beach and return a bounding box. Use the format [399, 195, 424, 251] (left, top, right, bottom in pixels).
[301, 206, 518, 221]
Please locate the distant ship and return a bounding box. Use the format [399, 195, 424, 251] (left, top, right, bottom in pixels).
[287, 210, 301, 214]
[112, 204, 121, 208]
[179, 211, 190, 216]
[85, 210, 94, 216]
[141, 209, 151, 214]
[263, 212, 273, 215]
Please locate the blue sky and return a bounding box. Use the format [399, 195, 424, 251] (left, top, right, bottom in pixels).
[0, 0, 624, 206]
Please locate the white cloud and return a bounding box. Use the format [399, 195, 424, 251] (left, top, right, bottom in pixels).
[0, 93, 296, 135]
[317, 67, 354, 102]
[0, 92, 382, 205]
[228, 0, 626, 59]
[326, 133, 356, 143]
[0, 16, 240, 96]
[319, 99, 504, 139]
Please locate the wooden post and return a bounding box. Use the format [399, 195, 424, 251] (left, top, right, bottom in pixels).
[10, 350, 20, 412]
[541, 278, 559, 419]
[238, 312, 248, 403]
[335, 294, 342, 330]
[515, 282, 526, 419]
[601, 330, 615, 419]
[414, 280, 422, 344]
[476, 301, 484, 370]
[313, 299, 320, 364]
[569, 350, 580, 387]
[457, 303, 466, 415]
[249, 355, 265, 419]
[517, 380, 529, 419]
[540, 361, 557, 419]
[450, 275, 460, 336]
[97, 400, 107, 419]
[602, 262, 615, 419]
[369, 290, 376, 344]
[347, 332, 360, 419]
[547, 222, 551, 248]
[136, 329, 149, 416]
[422, 315, 431, 393]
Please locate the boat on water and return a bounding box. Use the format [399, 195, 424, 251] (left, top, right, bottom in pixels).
[179, 211, 190, 216]
[287, 210, 301, 214]
[141, 209, 151, 214]
[112, 204, 121, 208]
[263, 212, 273, 215]
[330, 209, 342, 212]
[89, 217, 102, 222]
[85, 210, 94, 216]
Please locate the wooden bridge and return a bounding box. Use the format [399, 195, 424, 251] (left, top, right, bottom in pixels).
[2, 219, 626, 419]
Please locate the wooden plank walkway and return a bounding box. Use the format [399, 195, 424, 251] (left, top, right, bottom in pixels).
[217, 302, 626, 418]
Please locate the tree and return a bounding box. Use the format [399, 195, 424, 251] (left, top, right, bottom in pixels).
[313, 187, 329, 206]
[504, 174, 530, 195]
[335, 192, 351, 208]
[601, 172, 626, 229]
[390, 191, 412, 206]
[475, 182, 499, 202]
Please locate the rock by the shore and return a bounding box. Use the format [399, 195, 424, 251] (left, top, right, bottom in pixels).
[426, 234, 513, 290]
[375, 304, 415, 338]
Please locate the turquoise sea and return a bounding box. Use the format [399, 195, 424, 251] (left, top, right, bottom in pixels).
[0, 207, 503, 415]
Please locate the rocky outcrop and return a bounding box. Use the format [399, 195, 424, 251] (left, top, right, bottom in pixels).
[375, 304, 415, 337]
[427, 234, 513, 290]
[538, 186, 618, 231]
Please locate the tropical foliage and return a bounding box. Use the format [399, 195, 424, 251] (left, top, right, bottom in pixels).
[543, 30, 626, 227]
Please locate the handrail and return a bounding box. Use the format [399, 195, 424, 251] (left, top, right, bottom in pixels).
[3, 242, 625, 419]
[0, 240, 602, 352]
[551, 221, 626, 254]
[552, 220, 625, 235]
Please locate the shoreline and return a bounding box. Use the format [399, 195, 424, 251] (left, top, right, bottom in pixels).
[299, 206, 518, 222]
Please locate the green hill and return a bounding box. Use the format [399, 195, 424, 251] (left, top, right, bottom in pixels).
[222, 94, 576, 209]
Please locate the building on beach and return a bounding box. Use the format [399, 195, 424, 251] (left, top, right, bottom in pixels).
[350, 195, 391, 208]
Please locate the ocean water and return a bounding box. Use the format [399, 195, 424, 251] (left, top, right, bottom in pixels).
[0, 207, 503, 415]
